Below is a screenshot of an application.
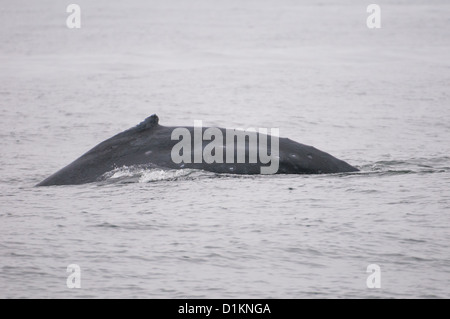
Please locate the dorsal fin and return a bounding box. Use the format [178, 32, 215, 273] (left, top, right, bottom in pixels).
[135, 114, 159, 132]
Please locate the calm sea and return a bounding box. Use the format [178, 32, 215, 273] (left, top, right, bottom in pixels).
[1, 0, 449, 298]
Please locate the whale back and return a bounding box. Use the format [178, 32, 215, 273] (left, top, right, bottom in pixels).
[37, 114, 358, 186]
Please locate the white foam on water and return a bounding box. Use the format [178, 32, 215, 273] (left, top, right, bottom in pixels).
[138, 168, 193, 183]
[102, 166, 196, 184]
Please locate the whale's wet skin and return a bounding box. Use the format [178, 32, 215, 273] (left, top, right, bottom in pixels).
[37, 115, 358, 186]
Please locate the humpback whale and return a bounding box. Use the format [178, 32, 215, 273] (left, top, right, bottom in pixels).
[37, 114, 358, 186]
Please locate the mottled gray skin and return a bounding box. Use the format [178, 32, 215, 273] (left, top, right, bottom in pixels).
[37, 114, 358, 186]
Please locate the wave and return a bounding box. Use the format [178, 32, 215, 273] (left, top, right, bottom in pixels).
[355, 156, 450, 176]
[98, 156, 449, 184]
[99, 165, 201, 184]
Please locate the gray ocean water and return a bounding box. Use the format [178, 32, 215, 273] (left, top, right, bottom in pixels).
[1, 0, 450, 298]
